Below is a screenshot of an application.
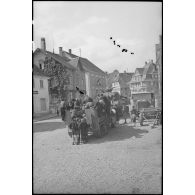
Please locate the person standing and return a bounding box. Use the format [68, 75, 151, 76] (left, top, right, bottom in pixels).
[61, 103, 66, 121]
[131, 106, 137, 126]
[123, 104, 129, 124]
[69, 116, 80, 145]
[79, 116, 89, 144]
[65, 102, 72, 127]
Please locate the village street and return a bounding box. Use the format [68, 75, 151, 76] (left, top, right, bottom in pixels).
[33, 118, 162, 194]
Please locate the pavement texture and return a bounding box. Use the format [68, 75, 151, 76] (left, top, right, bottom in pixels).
[33, 113, 58, 122]
[33, 118, 162, 194]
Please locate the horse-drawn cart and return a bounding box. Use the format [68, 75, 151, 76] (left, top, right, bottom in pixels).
[85, 107, 108, 138]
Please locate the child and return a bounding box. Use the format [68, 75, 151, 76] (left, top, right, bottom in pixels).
[69, 116, 80, 145]
[79, 116, 89, 144]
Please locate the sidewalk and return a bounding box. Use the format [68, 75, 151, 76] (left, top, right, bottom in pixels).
[33, 113, 59, 122]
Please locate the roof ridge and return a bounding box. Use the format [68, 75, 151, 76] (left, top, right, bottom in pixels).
[39, 49, 75, 70]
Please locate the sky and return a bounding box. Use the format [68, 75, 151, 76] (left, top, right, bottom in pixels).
[33, 1, 162, 73]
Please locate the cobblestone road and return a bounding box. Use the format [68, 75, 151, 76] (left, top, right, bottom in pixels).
[33, 118, 162, 194]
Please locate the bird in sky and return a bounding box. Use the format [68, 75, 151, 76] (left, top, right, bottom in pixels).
[109, 36, 135, 54]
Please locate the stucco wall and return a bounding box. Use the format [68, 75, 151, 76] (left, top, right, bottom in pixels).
[88, 72, 106, 98]
[34, 51, 76, 102]
[33, 52, 46, 69]
[33, 76, 49, 114]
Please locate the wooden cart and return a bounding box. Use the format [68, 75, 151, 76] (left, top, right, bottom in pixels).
[138, 107, 161, 126]
[85, 107, 108, 138]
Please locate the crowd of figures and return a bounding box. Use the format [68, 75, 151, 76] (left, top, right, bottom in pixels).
[59, 93, 141, 145]
[60, 94, 161, 145]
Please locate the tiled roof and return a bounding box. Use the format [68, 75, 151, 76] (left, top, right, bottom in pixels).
[33, 65, 48, 77]
[34, 48, 105, 75]
[79, 57, 105, 75]
[61, 50, 105, 74]
[34, 48, 75, 70]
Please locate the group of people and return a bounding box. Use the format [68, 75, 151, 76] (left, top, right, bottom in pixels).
[59, 93, 140, 145]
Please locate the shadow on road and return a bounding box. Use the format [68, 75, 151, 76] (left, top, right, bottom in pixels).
[33, 122, 66, 133]
[88, 124, 149, 144]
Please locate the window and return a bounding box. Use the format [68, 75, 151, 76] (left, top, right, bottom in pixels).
[33, 78, 35, 88]
[40, 80, 44, 88]
[39, 63, 42, 69]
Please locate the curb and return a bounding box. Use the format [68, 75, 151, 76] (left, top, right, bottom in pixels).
[33, 115, 59, 122]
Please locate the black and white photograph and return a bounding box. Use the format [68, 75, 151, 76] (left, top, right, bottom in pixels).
[33, 1, 162, 194]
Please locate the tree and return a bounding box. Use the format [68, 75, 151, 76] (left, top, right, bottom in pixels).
[43, 56, 71, 101]
[113, 92, 120, 100]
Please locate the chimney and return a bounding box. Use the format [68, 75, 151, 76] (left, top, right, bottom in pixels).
[69, 49, 72, 54]
[41, 37, 46, 51]
[59, 47, 63, 56]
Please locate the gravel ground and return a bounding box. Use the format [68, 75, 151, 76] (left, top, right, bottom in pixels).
[33, 119, 162, 194]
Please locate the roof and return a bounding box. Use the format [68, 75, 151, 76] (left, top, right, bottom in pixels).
[34, 48, 75, 70]
[33, 65, 48, 77]
[61, 50, 105, 75]
[79, 57, 105, 75]
[118, 72, 134, 83]
[34, 48, 105, 75]
[106, 70, 119, 88]
[143, 62, 157, 75]
[135, 68, 144, 75]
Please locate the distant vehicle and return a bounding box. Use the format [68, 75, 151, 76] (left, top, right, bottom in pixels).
[138, 107, 162, 126]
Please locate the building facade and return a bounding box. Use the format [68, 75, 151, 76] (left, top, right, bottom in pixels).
[57, 47, 106, 98]
[111, 71, 133, 98]
[33, 38, 79, 106]
[129, 60, 159, 106]
[33, 38, 106, 102]
[33, 65, 50, 115]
